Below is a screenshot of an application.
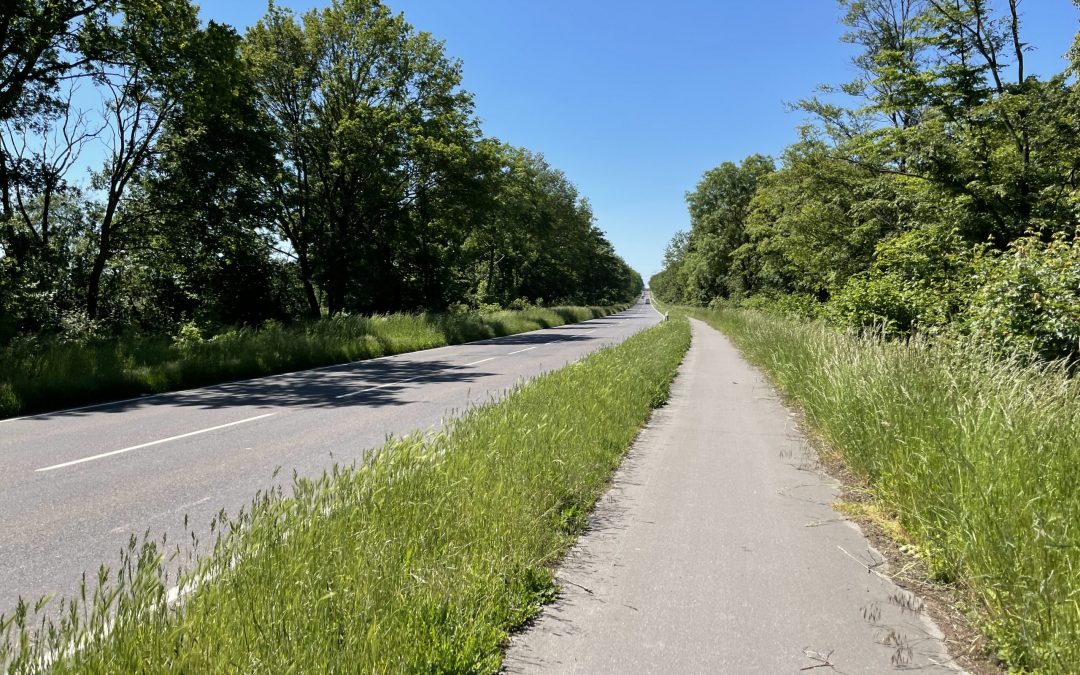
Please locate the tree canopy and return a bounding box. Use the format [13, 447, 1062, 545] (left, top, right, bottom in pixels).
[652, 0, 1080, 362]
[0, 0, 641, 342]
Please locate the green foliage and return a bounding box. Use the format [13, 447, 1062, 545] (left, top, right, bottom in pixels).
[1, 318, 690, 673]
[689, 307, 1080, 672]
[962, 234, 1080, 361]
[651, 156, 773, 305]
[0, 0, 640, 347]
[461, 145, 642, 308]
[741, 138, 907, 297]
[734, 292, 822, 320]
[243, 0, 484, 315]
[172, 321, 204, 349]
[677, 155, 774, 303]
[652, 1, 1080, 364]
[144, 19, 282, 328]
[0, 382, 18, 416]
[827, 223, 977, 335]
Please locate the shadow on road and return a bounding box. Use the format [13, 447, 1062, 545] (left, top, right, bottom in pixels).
[469, 332, 594, 346]
[13, 312, 646, 423]
[19, 359, 496, 420]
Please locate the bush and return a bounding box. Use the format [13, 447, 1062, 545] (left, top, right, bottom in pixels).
[0, 383, 19, 417]
[827, 224, 976, 336]
[173, 322, 205, 349]
[827, 272, 946, 336]
[962, 234, 1080, 361]
[737, 292, 821, 320]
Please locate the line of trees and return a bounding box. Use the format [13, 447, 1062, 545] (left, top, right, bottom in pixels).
[0, 0, 642, 342]
[653, 0, 1080, 361]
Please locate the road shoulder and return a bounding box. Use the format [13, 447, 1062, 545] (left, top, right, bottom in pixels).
[502, 318, 959, 674]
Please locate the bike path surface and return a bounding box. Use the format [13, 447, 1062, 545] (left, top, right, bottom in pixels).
[503, 319, 958, 674]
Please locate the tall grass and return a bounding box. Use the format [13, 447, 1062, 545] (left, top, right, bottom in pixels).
[685, 306, 1080, 672]
[0, 305, 619, 419]
[1, 317, 689, 673]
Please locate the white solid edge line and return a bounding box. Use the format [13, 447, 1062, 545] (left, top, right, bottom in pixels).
[35, 413, 278, 472]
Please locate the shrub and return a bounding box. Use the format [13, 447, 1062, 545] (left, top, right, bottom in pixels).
[173, 322, 205, 350]
[737, 292, 821, 320]
[962, 234, 1080, 361]
[0, 383, 19, 417]
[827, 224, 976, 336]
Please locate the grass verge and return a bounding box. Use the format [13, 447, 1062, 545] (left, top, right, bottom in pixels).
[680, 306, 1080, 672]
[1, 316, 689, 673]
[0, 305, 621, 419]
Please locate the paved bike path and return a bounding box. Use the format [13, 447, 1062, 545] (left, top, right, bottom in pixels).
[503, 319, 958, 673]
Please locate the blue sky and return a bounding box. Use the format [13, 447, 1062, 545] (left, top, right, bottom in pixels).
[199, 0, 1080, 281]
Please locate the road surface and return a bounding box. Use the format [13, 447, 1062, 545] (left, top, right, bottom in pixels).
[503, 319, 958, 673]
[0, 303, 661, 613]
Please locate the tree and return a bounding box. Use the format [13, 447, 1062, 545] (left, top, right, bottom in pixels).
[244, 0, 484, 316]
[143, 20, 281, 326]
[0, 1, 110, 335]
[0, 0, 106, 224]
[680, 154, 774, 302]
[0, 0, 641, 342]
[657, 0, 1080, 362]
[82, 0, 203, 321]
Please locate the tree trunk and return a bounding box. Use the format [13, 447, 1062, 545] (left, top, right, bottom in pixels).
[295, 243, 321, 319]
[86, 237, 109, 320]
[86, 205, 116, 320]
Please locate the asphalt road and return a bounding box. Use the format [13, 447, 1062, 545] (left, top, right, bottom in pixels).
[504, 319, 958, 673]
[0, 301, 662, 614]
